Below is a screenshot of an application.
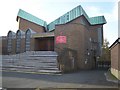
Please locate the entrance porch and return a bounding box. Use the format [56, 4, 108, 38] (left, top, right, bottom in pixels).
[33, 33, 54, 51]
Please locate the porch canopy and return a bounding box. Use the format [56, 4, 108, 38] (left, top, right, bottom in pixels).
[33, 32, 54, 51]
[33, 32, 54, 38]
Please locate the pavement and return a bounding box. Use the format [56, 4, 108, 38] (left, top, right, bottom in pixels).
[1, 69, 120, 89]
[105, 69, 120, 84]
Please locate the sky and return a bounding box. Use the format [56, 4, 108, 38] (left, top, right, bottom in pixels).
[0, 0, 119, 46]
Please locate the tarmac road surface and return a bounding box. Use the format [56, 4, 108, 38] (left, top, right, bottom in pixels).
[1, 70, 119, 89]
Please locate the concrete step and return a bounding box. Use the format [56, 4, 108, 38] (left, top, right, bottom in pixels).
[26, 57, 57, 61]
[2, 64, 57, 68]
[2, 51, 60, 74]
[2, 65, 35, 69]
[25, 51, 58, 56]
[2, 67, 61, 74]
[37, 70, 61, 73]
[29, 55, 58, 57]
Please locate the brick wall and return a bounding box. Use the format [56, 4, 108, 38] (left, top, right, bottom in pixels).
[1, 37, 7, 55]
[18, 18, 46, 33]
[111, 44, 119, 70]
[110, 40, 120, 80]
[12, 39, 16, 54]
[54, 16, 103, 70]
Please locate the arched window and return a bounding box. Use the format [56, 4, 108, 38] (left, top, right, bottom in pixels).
[7, 31, 15, 54]
[16, 30, 21, 53]
[7, 31, 12, 53]
[25, 29, 31, 51]
[25, 28, 36, 51]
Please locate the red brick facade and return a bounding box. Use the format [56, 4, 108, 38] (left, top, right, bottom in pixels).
[18, 18, 46, 33]
[54, 16, 103, 70]
[110, 38, 120, 79]
[110, 39, 120, 70]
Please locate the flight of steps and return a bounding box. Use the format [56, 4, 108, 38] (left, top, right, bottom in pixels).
[2, 51, 61, 74]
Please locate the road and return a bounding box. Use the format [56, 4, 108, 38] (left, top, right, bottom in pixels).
[1, 70, 119, 89]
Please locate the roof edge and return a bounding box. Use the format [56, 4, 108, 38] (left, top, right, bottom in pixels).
[17, 9, 47, 28]
[109, 38, 120, 49]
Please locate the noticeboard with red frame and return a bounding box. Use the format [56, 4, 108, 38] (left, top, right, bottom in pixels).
[56, 36, 66, 44]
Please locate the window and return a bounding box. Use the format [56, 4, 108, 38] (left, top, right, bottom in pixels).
[66, 13, 69, 21]
[57, 18, 60, 24]
[7, 31, 13, 53]
[16, 31, 21, 53]
[25, 30, 31, 51]
[97, 27, 103, 55]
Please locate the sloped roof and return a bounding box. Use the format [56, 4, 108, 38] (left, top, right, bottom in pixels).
[109, 38, 120, 49]
[17, 9, 47, 28]
[16, 5, 106, 32]
[90, 16, 106, 25]
[47, 5, 107, 31]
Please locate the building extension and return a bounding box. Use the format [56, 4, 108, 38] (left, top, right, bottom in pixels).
[109, 38, 120, 80]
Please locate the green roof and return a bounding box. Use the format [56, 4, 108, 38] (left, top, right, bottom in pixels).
[90, 16, 106, 25]
[17, 9, 47, 28]
[17, 5, 106, 32]
[47, 5, 107, 31]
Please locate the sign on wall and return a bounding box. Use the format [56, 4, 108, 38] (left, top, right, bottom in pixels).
[56, 36, 66, 44]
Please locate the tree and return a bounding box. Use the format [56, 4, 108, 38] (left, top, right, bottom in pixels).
[103, 39, 110, 49]
[99, 39, 110, 61]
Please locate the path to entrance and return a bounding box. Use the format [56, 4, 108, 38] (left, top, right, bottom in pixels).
[2, 70, 119, 89]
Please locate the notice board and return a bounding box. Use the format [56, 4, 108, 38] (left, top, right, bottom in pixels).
[56, 36, 67, 44]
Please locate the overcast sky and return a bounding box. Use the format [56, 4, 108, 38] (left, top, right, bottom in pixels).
[0, 0, 119, 45]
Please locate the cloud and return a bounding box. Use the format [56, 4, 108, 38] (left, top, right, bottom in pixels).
[83, 1, 118, 45]
[44, 0, 118, 2]
[79, 0, 117, 2]
[84, 2, 118, 22]
[0, 0, 118, 45]
[104, 4, 118, 45]
[103, 2, 118, 45]
[84, 6, 102, 17]
[105, 1, 118, 22]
